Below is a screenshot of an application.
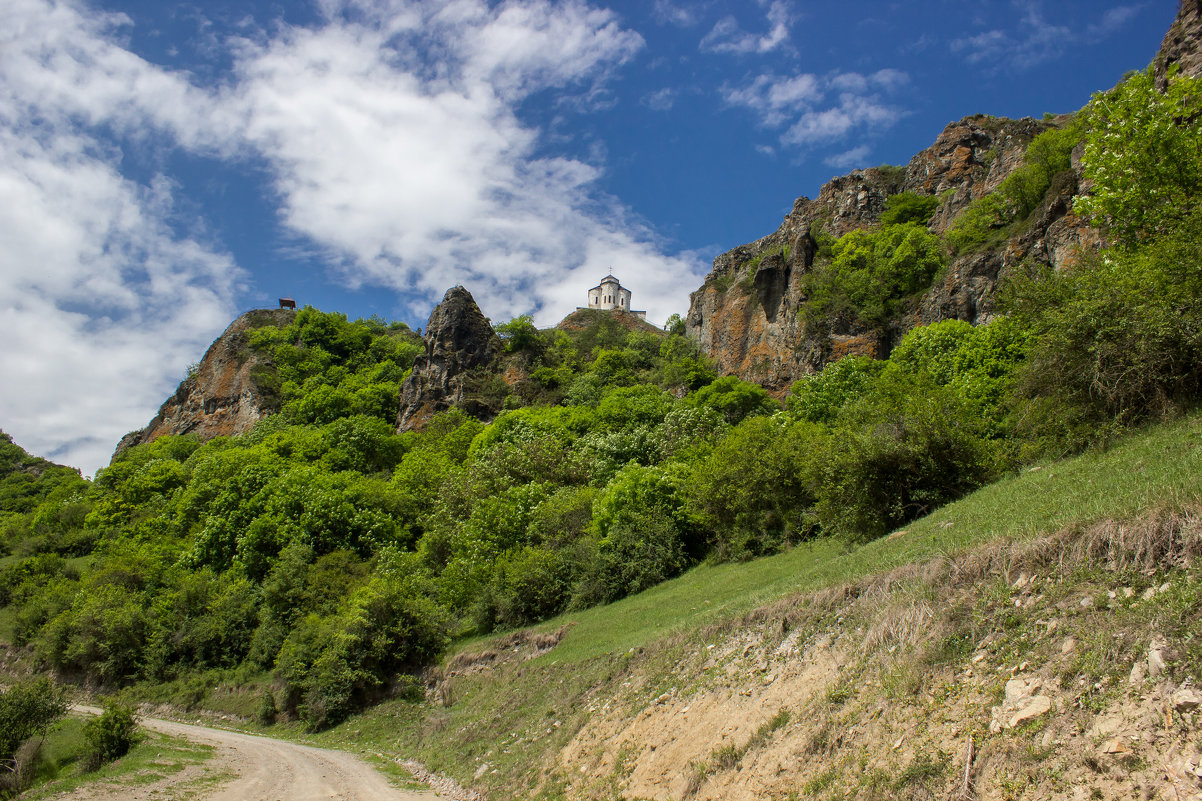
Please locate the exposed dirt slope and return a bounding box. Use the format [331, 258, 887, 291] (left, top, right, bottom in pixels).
[435, 511, 1202, 800]
[553, 513, 1202, 800]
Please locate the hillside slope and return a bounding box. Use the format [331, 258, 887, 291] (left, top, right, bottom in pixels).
[275, 412, 1202, 801]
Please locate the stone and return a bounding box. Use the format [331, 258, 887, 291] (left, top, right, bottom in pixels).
[1129, 662, 1146, 685]
[1007, 696, 1052, 729]
[685, 116, 1053, 392]
[1172, 688, 1202, 712]
[1102, 737, 1131, 755]
[397, 286, 502, 431]
[111, 308, 297, 461]
[1154, 0, 1202, 90]
[1149, 639, 1168, 679]
[992, 676, 1053, 731]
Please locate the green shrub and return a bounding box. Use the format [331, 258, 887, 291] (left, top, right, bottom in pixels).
[579, 464, 695, 604]
[886, 317, 1028, 428]
[686, 417, 822, 560]
[275, 550, 450, 731]
[814, 384, 998, 542]
[476, 545, 571, 631]
[880, 192, 939, 226]
[0, 678, 70, 772]
[1003, 213, 1202, 445]
[946, 124, 1078, 254]
[688, 376, 780, 425]
[787, 356, 885, 424]
[257, 691, 278, 725]
[805, 223, 944, 328]
[82, 701, 139, 770]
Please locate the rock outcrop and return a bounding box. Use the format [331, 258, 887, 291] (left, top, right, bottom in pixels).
[686, 116, 1064, 390]
[397, 286, 502, 431]
[112, 308, 292, 461]
[1155, 0, 1202, 88]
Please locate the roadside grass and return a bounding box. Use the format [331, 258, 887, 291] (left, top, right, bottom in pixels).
[359, 753, 430, 792]
[19, 719, 224, 800]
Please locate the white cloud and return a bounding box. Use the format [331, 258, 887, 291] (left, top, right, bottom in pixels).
[824, 144, 871, 169]
[0, 0, 713, 475]
[1086, 4, 1144, 41]
[700, 0, 792, 55]
[722, 69, 907, 154]
[782, 94, 902, 148]
[229, 0, 703, 327]
[652, 0, 701, 28]
[642, 87, 677, 111]
[951, 0, 1136, 71]
[0, 0, 241, 475]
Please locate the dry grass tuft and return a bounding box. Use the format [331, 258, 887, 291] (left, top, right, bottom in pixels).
[860, 597, 937, 655]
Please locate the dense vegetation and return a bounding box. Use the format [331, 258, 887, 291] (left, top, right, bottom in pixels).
[1, 65, 1199, 737]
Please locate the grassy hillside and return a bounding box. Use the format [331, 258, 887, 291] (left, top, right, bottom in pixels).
[262, 410, 1202, 799]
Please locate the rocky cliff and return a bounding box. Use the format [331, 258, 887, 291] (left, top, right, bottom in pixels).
[687, 1, 1200, 392]
[112, 308, 292, 460]
[685, 115, 1066, 389]
[1156, 0, 1202, 89]
[397, 286, 503, 431]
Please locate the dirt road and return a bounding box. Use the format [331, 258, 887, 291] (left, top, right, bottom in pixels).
[65, 707, 440, 801]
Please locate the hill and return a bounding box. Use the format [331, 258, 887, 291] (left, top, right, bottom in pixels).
[1, 4, 1201, 800]
[239, 411, 1202, 800]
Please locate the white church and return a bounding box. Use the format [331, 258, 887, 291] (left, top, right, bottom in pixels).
[582, 275, 646, 320]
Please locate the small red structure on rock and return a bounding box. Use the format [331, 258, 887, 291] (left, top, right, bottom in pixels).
[279, 297, 296, 309]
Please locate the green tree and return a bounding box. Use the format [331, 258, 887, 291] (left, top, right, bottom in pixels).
[686, 417, 821, 560]
[582, 464, 695, 603]
[1075, 67, 1202, 245]
[688, 375, 779, 425]
[787, 356, 884, 424]
[806, 223, 944, 328]
[813, 384, 997, 542]
[495, 315, 543, 357]
[1004, 214, 1202, 442]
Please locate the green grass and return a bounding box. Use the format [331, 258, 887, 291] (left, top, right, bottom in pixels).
[19, 718, 224, 800]
[359, 753, 428, 791]
[275, 411, 1202, 799]
[507, 411, 1202, 665]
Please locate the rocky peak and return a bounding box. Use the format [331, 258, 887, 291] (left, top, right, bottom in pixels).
[686, 114, 1050, 391]
[112, 308, 293, 461]
[396, 286, 502, 431]
[1155, 0, 1202, 88]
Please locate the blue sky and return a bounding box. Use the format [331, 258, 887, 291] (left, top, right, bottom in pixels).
[0, 0, 1175, 474]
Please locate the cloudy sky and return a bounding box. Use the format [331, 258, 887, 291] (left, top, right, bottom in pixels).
[0, 0, 1175, 474]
